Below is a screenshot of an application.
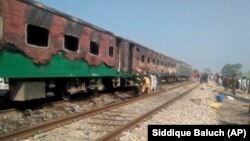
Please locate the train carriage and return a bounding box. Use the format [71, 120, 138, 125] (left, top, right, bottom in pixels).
[0, 0, 122, 100]
[0, 0, 192, 101]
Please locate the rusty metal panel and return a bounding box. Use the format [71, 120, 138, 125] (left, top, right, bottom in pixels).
[118, 40, 129, 72]
[21, 0, 114, 36]
[155, 54, 161, 74]
[151, 52, 157, 74]
[162, 56, 168, 74]
[50, 15, 65, 51]
[0, 17, 2, 40]
[3, 0, 28, 46]
[131, 46, 159, 74]
[83, 27, 116, 67]
[102, 33, 116, 67]
[27, 7, 53, 29]
[131, 45, 141, 71]
[0, 0, 2, 41]
[143, 49, 151, 72]
[64, 21, 84, 37]
[24, 5, 63, 64]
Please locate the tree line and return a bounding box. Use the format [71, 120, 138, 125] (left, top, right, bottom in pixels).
[221, 63, 250, 79]
[192, 63, 250, 79]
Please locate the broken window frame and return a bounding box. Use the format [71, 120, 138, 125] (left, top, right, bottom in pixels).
[26, 24, 49, 48]
[63, 34, 79, 53]
[141, 55, 145, 62]
[90, 41, 99, 56]
[108, 46, 114, 58]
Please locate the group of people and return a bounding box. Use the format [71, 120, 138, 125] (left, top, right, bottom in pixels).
[133, 68, 158, 96]
[214, 73, 250, 95]
[200, 73, 209, 83]
[238, 77, 249, 93]
[215, 73, 223, 86]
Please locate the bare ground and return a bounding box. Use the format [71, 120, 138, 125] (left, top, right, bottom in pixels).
[217, 89, 250, 125]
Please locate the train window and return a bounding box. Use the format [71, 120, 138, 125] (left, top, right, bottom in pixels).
[136, 48, 140, 52]
[141, 55, 145, 62]
[147, 57, 150, 63]
[26, 24, 49, 47]
[64, 35, 79, 52]
[90, 41, 99, 55]
[157, 60, 159, 65]
[153, 59, 155, 64]
[109, 46, 114, 58]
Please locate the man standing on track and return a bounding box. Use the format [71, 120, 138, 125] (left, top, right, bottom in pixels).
[133, 68, 143, 96]
[142, 72, 151, 94]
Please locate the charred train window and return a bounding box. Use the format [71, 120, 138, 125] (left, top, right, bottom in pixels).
[64, 35, 79, 52]
[141, 55, 145, 62]
[109, 46, 114, 58]
[147, 57, 150, 63]
[27, 24, 49, 47]
[90, 41, 99, 55]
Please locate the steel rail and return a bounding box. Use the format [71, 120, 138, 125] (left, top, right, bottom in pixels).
[97, 83, 200, 141]
[0, 81, 195, 141]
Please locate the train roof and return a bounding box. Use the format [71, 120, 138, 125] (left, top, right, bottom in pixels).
[20, 0, 114, 36]
[116, 35, 172, 60]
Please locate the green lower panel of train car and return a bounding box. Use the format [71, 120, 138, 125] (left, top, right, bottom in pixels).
[177, 68, 191, 77]
[0, 50, 124, 78]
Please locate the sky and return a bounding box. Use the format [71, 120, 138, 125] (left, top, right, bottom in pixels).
[38, 0, 250, 73]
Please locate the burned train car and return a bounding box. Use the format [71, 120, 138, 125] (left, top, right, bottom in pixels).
[0, 0, 191, 101]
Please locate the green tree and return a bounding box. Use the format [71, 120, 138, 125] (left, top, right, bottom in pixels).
[221, 63, 242, 77]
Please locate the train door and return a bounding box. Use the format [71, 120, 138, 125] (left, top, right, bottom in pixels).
[116, 38, 121, 72]
[128, 43, 134, 71]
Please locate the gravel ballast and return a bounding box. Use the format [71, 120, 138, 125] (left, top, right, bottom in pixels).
[118, 82, 221, 141]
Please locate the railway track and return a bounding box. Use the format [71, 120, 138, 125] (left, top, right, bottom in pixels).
[0, 97, 61, 115]
[0, 81, 188, 116]
[0, 81, 198, 141]
[99, 83, 199, 141]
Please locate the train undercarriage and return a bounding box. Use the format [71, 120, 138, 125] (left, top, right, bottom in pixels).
[6, 77, 122, 101]
[3, 74, 190, 101]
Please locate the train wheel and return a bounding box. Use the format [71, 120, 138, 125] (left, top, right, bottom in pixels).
[61, 88, 72, 100]
[60, 84, 72, 100]
[61, 91, 72, 100]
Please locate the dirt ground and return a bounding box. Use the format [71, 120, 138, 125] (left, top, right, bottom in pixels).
[215, 85, 250, 125]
